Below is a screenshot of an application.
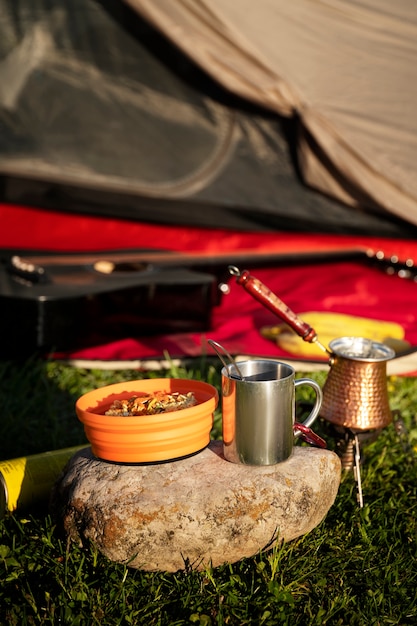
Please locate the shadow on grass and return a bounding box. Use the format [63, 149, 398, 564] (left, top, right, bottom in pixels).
[0, 356, 88, 460]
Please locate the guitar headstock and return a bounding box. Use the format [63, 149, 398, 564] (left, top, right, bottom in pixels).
[366, 249, 417, 281]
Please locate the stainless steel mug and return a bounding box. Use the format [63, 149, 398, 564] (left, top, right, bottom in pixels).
[222, 360, 323, 465]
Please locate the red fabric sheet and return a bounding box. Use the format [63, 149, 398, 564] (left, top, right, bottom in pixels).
[1, 203, 417, 364]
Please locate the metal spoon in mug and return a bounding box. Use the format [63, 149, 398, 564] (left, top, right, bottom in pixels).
[207, 339, 244, 380]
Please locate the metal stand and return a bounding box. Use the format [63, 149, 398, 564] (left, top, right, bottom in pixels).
[324, 424, 382, 508]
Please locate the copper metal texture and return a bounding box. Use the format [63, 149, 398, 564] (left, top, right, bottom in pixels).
[320, 337, 395, 431]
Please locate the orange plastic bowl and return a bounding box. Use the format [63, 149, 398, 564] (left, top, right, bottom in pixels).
[76, 378, 218, 463]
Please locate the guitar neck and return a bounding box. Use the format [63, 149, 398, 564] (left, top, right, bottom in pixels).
[6, 245, 417, 281]
[14, 247, 366, 268]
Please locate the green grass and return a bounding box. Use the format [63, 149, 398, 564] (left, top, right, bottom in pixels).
[0, 357, 417, 625]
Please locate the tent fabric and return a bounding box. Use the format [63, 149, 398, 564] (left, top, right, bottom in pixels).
[126, 0, 417, 226]
[0, 0, 416, 238]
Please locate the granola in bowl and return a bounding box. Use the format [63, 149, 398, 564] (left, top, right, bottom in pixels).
[104, 391, 197, 416]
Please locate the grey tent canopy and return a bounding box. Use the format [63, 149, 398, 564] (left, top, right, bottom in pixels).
[1, 0, 416, 237]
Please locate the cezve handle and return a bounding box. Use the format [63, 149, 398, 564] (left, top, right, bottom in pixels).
[228, 265, 330, 354]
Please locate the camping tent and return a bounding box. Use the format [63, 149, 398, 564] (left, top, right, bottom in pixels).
[1, 0, 417, 236]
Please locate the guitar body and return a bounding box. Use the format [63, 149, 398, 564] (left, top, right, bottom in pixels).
[0, 251, 218, 356]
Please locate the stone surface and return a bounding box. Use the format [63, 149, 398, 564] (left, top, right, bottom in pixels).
[51, 441, 341, 572]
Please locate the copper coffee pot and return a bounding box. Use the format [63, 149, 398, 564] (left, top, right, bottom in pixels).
[319, 336, 395, 431]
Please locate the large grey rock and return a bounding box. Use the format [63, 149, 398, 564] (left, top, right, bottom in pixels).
[52, 441, 341, 572]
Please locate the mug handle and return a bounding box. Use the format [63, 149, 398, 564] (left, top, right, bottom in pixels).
[293, 378, 323, 437]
